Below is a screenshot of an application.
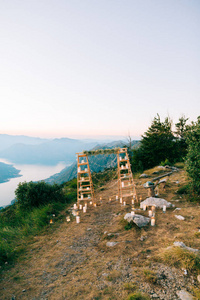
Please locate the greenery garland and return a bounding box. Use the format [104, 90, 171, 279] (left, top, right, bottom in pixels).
[83, 147, 122, 156]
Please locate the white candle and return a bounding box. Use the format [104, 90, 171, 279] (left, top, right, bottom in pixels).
[120, 198, 123, 204]
[151, 217, 155, 226]
[78, 167, 81, 173]
[126, 164, 128, 168]
[94, 203, 96, 207]
[83, 206, 86, 213]
[74, 203, 77, 209]
[81, 194, 83, 200]
[163, 205, 166, 213]
[85, 203, 87, 209]
[116, 195, 118, 200]
[122, 182, 124, 187]
[131, 210, 135, 216]
[123, 201, 126, 206]
[85, 168, 88, 172]
[89, 201, 92, 205]
[66, 216, 70, 222]
[76, 216, 80, 223]
[143, 205, 146, 211]
[119, 157, 122, 161]
[79, 204, 82, 210]
[81, 159, 84, 163]
[148, 210, 152, 217]
[132, 199, 135, 205]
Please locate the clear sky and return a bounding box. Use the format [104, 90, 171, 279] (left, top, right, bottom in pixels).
[0, 0, 199, 139]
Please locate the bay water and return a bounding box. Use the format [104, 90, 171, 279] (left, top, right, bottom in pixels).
[0, 159, 68, 207]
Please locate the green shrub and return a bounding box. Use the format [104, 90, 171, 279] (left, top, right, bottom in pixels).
[126, 291, 150, 300]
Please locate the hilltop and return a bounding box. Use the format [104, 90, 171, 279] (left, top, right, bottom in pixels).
[0, 165, 200, 299]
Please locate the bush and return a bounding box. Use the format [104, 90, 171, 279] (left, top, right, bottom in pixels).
[15, 181, 66, 210]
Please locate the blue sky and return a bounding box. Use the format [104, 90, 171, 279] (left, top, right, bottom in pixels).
[0, 0, 199, 139]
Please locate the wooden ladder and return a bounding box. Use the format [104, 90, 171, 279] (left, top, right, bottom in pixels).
[77, 153, 95, 206]
[117, 148, 138, 203]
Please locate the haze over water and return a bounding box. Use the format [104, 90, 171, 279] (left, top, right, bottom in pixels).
[0, 159, 67, 207]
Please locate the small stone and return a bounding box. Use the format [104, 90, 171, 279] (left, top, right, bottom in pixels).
[106, 242, 118, 247]
[175, 215, 185, 221]
[87, 228, 91, 231]
[197, 275, 200, 283]
[176, 290, 195, 300]
[22, 289, 26, 292]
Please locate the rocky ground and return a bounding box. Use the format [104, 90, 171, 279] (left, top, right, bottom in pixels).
[0, 168, 200, 299]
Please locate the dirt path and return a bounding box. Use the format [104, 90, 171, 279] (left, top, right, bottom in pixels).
[0, 171, 199, 299]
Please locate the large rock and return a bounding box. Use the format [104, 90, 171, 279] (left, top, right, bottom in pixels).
[124, 213, 150, 228]
[140, 197, 172, 209]
[176, 290, 195, 300]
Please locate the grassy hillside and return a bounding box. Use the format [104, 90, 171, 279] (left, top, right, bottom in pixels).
[0, 164, 200, 299]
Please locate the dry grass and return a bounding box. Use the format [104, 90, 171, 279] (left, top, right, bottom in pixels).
[156, 246, 200, 273]
[0, 168, 199, 299]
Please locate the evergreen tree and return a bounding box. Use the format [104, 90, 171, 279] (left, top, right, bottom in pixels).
[185, 117, 200, 195]
[132, 114, 175, 171]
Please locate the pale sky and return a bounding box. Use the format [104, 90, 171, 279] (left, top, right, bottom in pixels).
[0, 0, 199, 139]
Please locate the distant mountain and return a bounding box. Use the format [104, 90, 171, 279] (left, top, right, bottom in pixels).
[0, 162, 21, 183]
[46, 140, 140, 184]
[0, 137, 99, 165]
[0, 134, 47, 152]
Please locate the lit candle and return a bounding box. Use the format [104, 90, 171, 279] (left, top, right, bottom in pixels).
[81, 159, 84, 163]
[83, 206, 86, 213]
[94, 203, 96, 207]
[120, 197, 123, 204]
[78, 167, 81, 173]
[100, 197, 102, 203]
[50, 219, 53, 224]
[76, 216, 80, 223]
[81, 194, 83, 200]
[85, 203, 87, 209]
[151, 216, 155, 226]
[66, 216, 70, 222]
[132, 199, 135, 205]
[152, 205, 156, 212]
[131, 210, 135, 216]
[143, 205, 146, 211]
[122, 182, 124, 187]
[89, 201, 92, 205]
[123, 201, 126, 206]
[74, 203, 77, 209]
[116, 195, 118, 200]
[109, 197, 111, 202]
[163, 205, 166, 213]
[148, 210, 152, 217]
[79, 204, 82, 210]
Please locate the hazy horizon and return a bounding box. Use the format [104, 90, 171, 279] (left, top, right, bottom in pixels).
[1, 1, 199, 138]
